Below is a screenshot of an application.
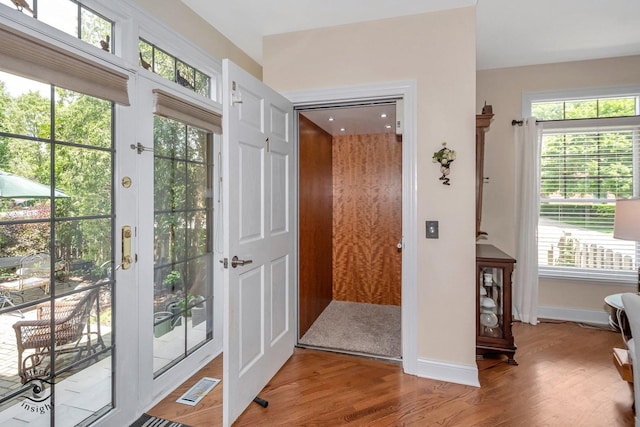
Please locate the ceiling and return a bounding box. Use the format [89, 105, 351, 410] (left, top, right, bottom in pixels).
[180, 0, 640, 135]
[181, 0, 640, 70]
[300, 103, 397, 136]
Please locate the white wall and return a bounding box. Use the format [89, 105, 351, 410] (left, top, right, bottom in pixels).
[263, 7, 478, 367]
[131, 0, 262, 79]
[476, 55, 640, 318]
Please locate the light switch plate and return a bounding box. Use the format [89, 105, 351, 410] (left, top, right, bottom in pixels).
[426, 221, 439, 239]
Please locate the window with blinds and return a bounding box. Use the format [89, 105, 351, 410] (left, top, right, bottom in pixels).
[533, 95, 640, 282]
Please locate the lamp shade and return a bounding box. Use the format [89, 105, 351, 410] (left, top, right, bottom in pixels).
[614, 198, 640, 241]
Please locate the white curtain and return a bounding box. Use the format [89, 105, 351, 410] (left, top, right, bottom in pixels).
[513, 117, 542, 325]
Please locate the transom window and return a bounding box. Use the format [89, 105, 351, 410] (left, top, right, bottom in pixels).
[530, 91, 640, 282]
[532, 96, 637, 120]
[139, 38, 211, 98]
[0, 0, 114, 53]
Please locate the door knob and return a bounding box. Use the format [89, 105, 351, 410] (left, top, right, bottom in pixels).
[231, 256, 253, 268]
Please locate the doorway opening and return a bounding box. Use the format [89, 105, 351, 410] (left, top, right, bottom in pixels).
[297, 100, 402, 360]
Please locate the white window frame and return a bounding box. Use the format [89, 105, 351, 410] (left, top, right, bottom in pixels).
[525, 86, 640, 284]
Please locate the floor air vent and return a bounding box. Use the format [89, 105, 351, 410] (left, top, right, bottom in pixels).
[176, 377, 220, 406]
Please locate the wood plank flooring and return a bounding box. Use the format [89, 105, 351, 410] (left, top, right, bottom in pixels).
[147, 355, 223, 426]
[148, 321, 635, 426]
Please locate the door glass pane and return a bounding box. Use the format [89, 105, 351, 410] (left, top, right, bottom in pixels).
[153, 116, 213, 377]
[0, 71, 114, 426]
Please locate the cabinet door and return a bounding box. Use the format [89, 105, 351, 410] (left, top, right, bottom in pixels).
[478, 266, 505, 339]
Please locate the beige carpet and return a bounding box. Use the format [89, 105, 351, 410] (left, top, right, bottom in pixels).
[299, 300, 401, 358]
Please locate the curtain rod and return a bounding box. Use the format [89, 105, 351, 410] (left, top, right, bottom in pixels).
[512, 116, 640, 126]
[511, 119, 541, 126]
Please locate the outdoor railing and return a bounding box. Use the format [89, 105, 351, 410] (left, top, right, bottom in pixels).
[547, 231, 635, 270]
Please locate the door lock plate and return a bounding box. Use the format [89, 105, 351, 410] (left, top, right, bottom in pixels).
[122, 225, 132, 270]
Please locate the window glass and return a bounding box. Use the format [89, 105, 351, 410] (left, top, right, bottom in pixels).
[531, 101, 563, 120]
[80, 7, 113, 52]
[38, 0, 78, 36]
[55, 89, 112, 148]
[139, 39, 153, 71]
[532, 96, 638, 120]
[599, 97, 637, 118]
[152, 115, 212, 377]
[0, 69, 114, 423]
[155, 48, 176, 82]
[139, 38, 211, 98]
[564, 99, 597, 119]
[1, 0, 114, 53]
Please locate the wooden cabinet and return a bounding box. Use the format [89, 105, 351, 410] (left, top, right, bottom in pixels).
[476, 114, 493, 239]
[476, 244, 517, 365]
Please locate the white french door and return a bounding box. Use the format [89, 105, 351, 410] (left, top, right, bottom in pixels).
[222, 59, 295, 426]
[129, 76, 222, 423]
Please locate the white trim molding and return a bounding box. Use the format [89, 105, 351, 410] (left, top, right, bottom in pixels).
[537, 306, 610, 326]
[415, 358, 480, 387]
[284, 80, 419, 375]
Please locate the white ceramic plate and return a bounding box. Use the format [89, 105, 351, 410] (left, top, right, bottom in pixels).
[480, 312, 499, 328]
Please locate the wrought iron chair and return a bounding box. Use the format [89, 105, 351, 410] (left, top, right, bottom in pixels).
[0, 252, 51, 298]
[12, 288, 99, 383]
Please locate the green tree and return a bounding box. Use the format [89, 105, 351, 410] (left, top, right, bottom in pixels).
[0, 81, 12, 170]
[0, 76, 113, 267]
[153, 116, 210, 298]
[541, 131, 633, 199]
[3, 90, 51, 184]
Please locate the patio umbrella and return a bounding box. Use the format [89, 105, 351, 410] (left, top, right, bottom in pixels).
[0, 170, 68, 198]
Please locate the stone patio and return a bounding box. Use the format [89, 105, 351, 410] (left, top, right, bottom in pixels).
[0, 280, 113, 416]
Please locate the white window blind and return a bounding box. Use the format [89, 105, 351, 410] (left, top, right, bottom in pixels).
[538, 119, 640, 282]
[0, 22, 129, 105]
[153, 89, 221, 134]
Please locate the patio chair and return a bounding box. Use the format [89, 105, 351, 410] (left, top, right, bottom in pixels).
[0, 290, 24, 318]
[0, 252, 51, 299]
[12, 288, 99, 383]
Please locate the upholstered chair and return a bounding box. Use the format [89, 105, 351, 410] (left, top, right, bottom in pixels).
[622, 292, 640, 427]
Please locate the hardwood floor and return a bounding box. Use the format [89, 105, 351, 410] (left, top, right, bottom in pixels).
[147, 355, 223, 426]
[148, 321, 635, 426]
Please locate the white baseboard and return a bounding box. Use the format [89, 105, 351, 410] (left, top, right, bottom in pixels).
[413, 358, 480, 387]
[410, 306, 611, 389]
[537, 305, 610, 326]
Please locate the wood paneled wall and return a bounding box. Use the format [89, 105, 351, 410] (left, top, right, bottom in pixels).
[332, 133, 402, 305]
[298, 115, 333, 337]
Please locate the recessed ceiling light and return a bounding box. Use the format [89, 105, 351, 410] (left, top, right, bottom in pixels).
[385, 124, 392, 129]
[328, 117, 334, 121]
[340, 127, 345, 132]
[380, 113, 388, 118]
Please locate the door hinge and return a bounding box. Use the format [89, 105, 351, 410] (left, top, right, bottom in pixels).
[231, 80, 243, 105]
